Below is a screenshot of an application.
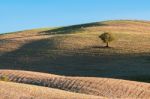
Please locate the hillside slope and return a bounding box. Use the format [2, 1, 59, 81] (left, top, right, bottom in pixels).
[1, 70, 150, 98]
[0, 20, 150, 82]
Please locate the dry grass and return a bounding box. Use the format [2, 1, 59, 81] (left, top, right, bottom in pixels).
[1, 70, 150, 98]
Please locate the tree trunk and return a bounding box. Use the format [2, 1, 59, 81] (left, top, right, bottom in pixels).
[106, 42, 109, 47]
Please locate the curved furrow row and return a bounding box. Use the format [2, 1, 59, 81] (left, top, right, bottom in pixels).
[1, 70, 150, 98]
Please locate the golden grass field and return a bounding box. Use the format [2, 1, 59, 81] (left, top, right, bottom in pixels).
[0, 20, 150, 98]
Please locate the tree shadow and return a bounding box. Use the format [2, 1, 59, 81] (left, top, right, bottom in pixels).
[0, 39, 150, 82]
[92, 45, 113, 49]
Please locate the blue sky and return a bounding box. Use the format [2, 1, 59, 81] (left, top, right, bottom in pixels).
[0, 0, 150, 33]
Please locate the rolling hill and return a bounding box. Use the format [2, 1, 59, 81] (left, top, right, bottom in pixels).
[0, 20, 150, 82]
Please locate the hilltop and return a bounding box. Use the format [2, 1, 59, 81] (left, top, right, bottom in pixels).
[0, 20, 150, 82]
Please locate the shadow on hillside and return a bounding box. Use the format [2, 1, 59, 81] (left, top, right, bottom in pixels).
[0, 39, 150, 82]
[40, 22, 106, 35]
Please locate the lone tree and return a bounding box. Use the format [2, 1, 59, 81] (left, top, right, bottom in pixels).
[99, 32, 114, 47]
